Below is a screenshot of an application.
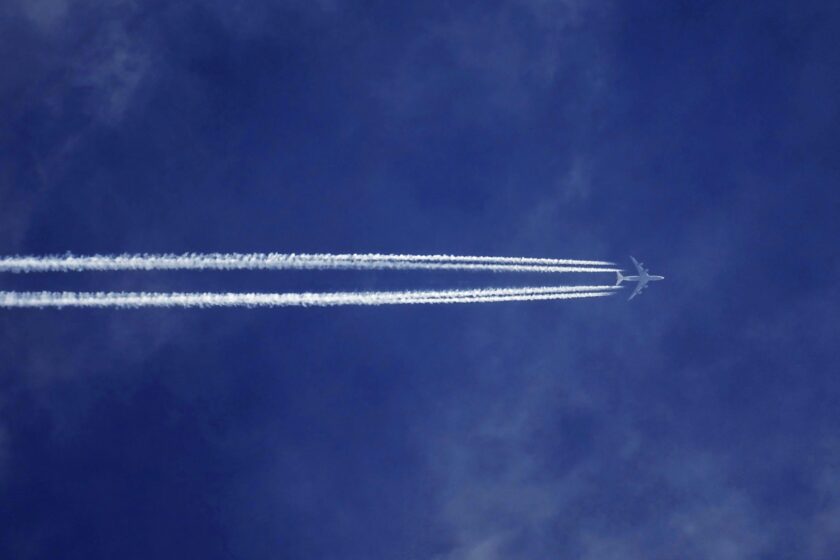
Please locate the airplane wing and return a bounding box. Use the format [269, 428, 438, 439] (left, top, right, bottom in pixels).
[630, 256, 646, 275]
[627, 278, 648, 300]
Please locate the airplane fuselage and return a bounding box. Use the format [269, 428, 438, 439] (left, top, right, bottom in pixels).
[625, 274, 664, 283]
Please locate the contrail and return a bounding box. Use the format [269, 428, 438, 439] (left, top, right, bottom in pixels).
[0, 286, 618, 309]
[0, 253, 618, 274]
[300, 253, 613, 266]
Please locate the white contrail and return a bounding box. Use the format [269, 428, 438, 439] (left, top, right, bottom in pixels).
[0, 286, 618, 309]
[0, 253, 618, 274]
[297, 253, 614, 266]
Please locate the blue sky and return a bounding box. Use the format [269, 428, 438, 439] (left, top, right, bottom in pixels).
[1, 1, 839, 558]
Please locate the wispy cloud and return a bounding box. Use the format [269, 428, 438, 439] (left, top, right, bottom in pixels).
[0, 421, 7, 484]
[14, 0, 72, 31]
[9, 0, 150, 126]
[374, 1, 611, 124]
[71, 19, 150, 125]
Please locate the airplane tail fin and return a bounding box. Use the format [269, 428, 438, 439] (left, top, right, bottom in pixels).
[615, 271, 625, 286]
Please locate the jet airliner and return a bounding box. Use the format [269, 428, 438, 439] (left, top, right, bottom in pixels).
[615, 256, 664, 300]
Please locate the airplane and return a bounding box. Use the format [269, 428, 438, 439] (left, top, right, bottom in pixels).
[615, 256, 664, 300]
